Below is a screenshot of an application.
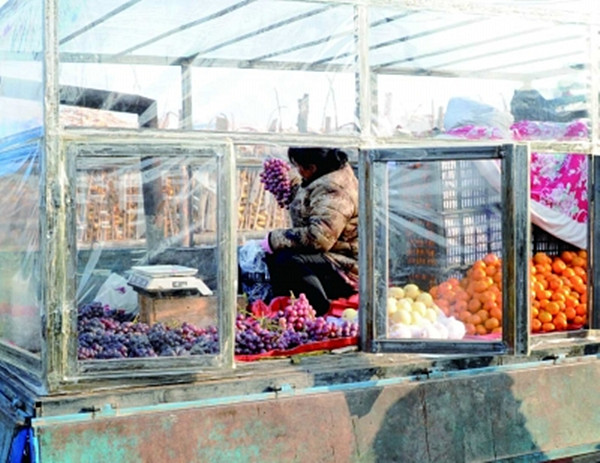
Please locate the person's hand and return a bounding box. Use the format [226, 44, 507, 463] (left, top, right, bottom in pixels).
[259, 234, 273, 254]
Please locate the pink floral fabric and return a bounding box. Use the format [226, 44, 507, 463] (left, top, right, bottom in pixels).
[444, 120, 589, 223]
[530, 153, 588, 223]
[445, 125, 504, 140]
[515, 120, 588, 223]
[511, 120, 588, 141]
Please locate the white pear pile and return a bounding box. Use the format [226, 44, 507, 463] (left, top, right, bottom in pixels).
[386, 283, 465, 340]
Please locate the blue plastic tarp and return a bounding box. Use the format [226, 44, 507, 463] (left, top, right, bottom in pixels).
[9, 427, 37, 463]
[0, 127, 42, 177]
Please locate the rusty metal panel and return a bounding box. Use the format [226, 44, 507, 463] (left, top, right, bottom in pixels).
[33, 358, 600, 463]
[35, 396, 356, 463]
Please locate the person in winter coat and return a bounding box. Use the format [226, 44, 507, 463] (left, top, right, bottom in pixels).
[261, 147, 359, 316]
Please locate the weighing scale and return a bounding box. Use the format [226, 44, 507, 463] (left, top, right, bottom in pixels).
[127, 265, 215, 327]
[128, 265, 213, 296]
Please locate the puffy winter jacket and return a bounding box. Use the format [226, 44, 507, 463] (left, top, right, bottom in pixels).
[268, 163, 359, 287]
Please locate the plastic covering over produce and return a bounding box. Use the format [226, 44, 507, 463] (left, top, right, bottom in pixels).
[373, 154, 504, 342]
[375, 148, 588, 341]
[0, 0, 43, 138]
[0, 130, 42, 353]
[56, 0, 357, 133]
[73, 141, 360, 361]
[3, 1, 590, 136]
[0, 0, 597, 369]
[371, 7, 589, 138]
[74, 148, 224, 359]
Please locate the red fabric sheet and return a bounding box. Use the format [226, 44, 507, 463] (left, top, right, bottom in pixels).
[235, 336, 359, 362]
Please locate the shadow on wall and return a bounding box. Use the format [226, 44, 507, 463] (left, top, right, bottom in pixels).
[343, 371, 546, 463]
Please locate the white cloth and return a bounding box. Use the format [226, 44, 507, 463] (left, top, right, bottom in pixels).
[444, 97, 514, 137]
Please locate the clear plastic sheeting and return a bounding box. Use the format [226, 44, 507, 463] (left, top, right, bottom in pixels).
[75, 151, 222, 360]
[0, 0, 44, 137]
[0, 0, 597, 373]
[374, 157, 503, 342]
[2, 0, 594, 136]
[371, 7, 589, 139]
[75, 155, 219, 250]
[54, 0, 356, 132]
[482, 0, 600, 17]
[190, 68, 356, 133]
[0, 129, 42, 354]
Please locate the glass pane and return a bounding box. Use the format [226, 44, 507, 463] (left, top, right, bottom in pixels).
[370, 8, 590, 142]
[530, 152, 589, 335]
[234, 144, 360, 357]
[0, 131, 42, 354]
[381, 157, 503, 341]
[58, 1, 356, 134]
[0, 0, 44, 137]
[76, 151, 222, 360]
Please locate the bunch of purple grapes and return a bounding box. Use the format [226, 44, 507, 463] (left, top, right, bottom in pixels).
[234, 313, 278, 355]
[277, 294, 358, 342]
[305, 317, 359, 341]
[259, 157, 293, 208]
[275, 293, 316, 331]
[78, 301, 133, 323]
[274, 328, 309, 351]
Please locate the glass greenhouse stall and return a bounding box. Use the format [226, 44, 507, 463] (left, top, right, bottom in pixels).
[1, 0, 600, 461]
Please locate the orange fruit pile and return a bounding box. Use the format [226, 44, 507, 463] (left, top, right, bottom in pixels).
[429, 253, 503, 336]
[429, 250, 587, 336]
[531, 250, 587, 333]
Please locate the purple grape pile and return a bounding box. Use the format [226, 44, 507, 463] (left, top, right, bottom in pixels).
[77, 294, 358, 360]
[235, 315, 280, 354]
[235, 293, 358, 355]
[259, 157, 293, 208]
[77, 302, 218, 360]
